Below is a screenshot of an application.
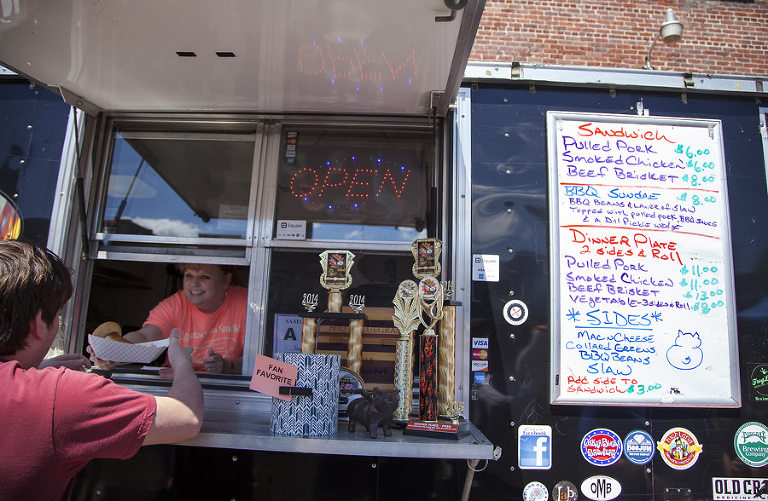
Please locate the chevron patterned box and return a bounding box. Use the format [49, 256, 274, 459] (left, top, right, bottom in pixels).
[270, 353, 341, 436]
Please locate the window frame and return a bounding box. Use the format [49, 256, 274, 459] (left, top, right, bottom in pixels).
[74, 114, 440, 380]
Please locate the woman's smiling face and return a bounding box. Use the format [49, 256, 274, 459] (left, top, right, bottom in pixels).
[181, 264, 231, 313]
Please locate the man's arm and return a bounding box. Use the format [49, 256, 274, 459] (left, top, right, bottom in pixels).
[39, 353, 91, 371]
[142, 328, 204, 445]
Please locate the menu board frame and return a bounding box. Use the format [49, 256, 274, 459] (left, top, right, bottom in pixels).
[547, 111, 740, 407]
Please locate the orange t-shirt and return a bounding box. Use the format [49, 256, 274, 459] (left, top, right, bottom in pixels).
[144, 286, 247, 371]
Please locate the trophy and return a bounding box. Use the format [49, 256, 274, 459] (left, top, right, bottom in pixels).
[438, 280, 456, 417]
[392, 280, 419, 423]
[347, 294, 365, 374]
[417, 276, 444, 422]
[302, 251, 366, 373]
[300, 293, 320, 353]
[320, 250, 354, 313]
[301, 250, 355, 354]
[401, 239, 469, 439]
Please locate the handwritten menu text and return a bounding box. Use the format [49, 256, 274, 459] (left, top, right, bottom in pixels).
[549, 113, 739, 406]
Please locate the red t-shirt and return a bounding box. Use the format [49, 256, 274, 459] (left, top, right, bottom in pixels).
[144, 285, 247, 371]
[0, 360, 156, 501]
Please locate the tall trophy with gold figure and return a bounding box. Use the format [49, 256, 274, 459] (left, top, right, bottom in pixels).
[392, 280, 420, 424]
[402, 238, 468, 439]
[412, 238, 443, 422]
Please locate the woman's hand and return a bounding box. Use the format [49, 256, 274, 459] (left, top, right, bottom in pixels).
[203, 347, 228, 374]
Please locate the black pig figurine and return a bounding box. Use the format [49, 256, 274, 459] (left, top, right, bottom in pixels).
[347, 387, 400, 439]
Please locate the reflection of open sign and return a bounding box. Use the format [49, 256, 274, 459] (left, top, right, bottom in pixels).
[503, 299, 528, 326]
[0, 191, 22, 240]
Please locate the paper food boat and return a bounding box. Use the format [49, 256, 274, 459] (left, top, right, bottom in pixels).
[88, 335, 169, 364]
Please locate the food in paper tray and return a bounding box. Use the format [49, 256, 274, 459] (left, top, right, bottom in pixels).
[88, 322, 169, 364]
[92, 321, 131, 343]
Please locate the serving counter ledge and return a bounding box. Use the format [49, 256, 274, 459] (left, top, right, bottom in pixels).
[103, 369, 498, 461]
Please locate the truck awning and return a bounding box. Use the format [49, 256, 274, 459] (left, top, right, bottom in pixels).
[0, 0, 484, 116]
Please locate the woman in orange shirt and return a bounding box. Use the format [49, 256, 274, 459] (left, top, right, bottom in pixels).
[88, 263, 247, 374]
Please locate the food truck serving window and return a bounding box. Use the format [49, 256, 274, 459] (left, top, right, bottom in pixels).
[102, 131, 255, 239]
[274, 128, 430, 242]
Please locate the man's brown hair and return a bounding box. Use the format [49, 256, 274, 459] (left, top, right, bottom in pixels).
[0, 240, 72, 356]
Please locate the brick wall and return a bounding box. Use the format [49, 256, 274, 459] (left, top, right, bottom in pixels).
[470, 0, 768, 76]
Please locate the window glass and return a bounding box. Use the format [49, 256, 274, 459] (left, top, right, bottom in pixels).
[274, 128, 430, 242]
[86, 260, 250, 375]
[265, 250, 416, 388]
[101, 132, 255, 239]
[0, 82, 70, 246]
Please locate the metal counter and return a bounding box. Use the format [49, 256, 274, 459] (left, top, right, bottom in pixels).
[109, 369, 498, 461]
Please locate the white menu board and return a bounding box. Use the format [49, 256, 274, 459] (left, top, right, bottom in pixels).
[547, 111, 740, 407]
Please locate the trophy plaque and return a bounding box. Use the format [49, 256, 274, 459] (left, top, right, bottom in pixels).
[411, 238, 441, 279]
[320, 250, 354, 313]
[320, 250, 354, 292]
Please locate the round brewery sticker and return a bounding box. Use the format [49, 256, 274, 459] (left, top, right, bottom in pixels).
[734, 421, 768, 467]
[581, 429, 622, 466]
[657, 427, 703, 470]
[552, 480, 579, 501]
[523, 481, 549, 501]
[623, 430, 655, 465]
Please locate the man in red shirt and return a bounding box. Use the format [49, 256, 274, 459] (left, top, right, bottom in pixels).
[0, 240, 204, 501]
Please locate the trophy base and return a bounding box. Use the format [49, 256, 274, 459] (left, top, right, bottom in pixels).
[403, 418, 470, 440]
[391, 418, 412, 429]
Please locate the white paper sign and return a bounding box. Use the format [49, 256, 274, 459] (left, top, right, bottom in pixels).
[275, 220, 306, 240]
[472, 254, 499, 282]
[548, 112, 739, 407]
[273, 314, 303, 353]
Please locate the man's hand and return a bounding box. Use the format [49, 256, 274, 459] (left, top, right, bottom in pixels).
[166, 329, 194, 370]
[86, 345, 118, 370]
[203, 347, 227, 374]
[38, 354, 91, 371]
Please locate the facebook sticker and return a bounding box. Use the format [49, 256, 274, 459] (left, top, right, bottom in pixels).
[518, 424, 552, 470]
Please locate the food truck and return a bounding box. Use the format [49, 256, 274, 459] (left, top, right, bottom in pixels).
[1, 1, 768, 499]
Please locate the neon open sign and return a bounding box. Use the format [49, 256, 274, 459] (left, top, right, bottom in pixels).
[289, 158, 411, 209]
